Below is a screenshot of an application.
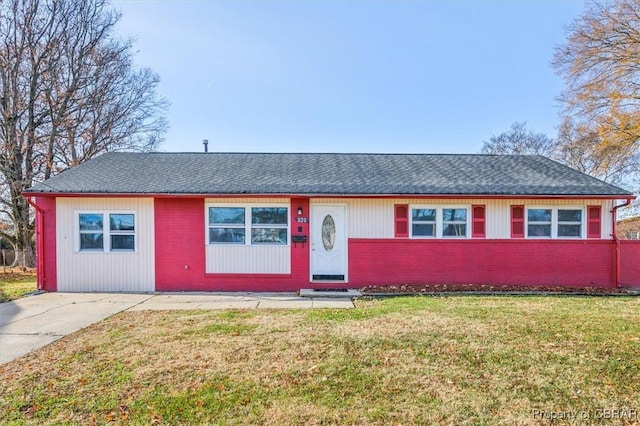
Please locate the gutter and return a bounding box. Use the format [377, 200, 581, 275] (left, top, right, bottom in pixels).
[21, 191, 636, 200]
[25, 196, 45, 291]
[612, 198, 634, 288]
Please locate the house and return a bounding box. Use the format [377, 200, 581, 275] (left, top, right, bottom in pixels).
[617, 216, 640, 240]
[24, 152, 640, 292]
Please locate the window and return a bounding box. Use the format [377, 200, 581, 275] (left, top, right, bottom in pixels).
[209, 207, 246, 244]
[527, 209, 552, 237]
[525, 207, 583, 239]
[443, 208, 467, 237]
[251, 207, 288, 244]
[79, 213, 104, 250]
[557, 209, 582, 237]
[110, 214, 136, 250]
[208, 205, 288, 245]
[412, 208, 436, 237]
[78, 212, 136, 252]
[410, 206, 469, 238]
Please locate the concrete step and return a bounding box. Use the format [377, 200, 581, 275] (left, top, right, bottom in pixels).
[299, 288, 362, 298]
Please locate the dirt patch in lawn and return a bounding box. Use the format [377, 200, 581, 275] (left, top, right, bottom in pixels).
[0, 267, 36, 281]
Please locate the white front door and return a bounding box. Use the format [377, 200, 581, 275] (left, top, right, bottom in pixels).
[311, 205, 347, 281]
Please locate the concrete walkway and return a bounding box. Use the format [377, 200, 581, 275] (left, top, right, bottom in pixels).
[0, 292, 354, 365]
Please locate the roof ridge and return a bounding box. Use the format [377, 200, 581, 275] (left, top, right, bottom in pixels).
[137, 151, 535, 157]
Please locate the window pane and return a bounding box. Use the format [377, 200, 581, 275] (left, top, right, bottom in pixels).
[251, 208, 288, 225]
[80, 233, 103, 250]
[528, 224, 551, 237]
[528, 209, 551, 222]
[209, 207, 245, 224]
[443, 224, 466, 237]
[110, 214, 135, 231]
[111, 235, 135, 250]
[558, 209, 582, 222]
[558, 224, 581, 237]
[443, 208, 467, 222]
[412, 224, 435, 237]
[251, 228, 288, 244]
[412, 209, 436, 221]
[79, 214, 103, 231]
[209, 228, 245, 244]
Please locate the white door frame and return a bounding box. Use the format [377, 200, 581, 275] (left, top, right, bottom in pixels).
[310, 203, 348, 282]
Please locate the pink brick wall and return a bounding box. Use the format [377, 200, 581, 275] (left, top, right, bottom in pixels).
[620, 240, 640, 287]
[349, 239, 618, 288]
[154, 197, 312, 291]
[36, 197, 57, 291]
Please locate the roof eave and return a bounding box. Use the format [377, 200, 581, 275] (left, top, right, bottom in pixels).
[22, 190, 636, 200]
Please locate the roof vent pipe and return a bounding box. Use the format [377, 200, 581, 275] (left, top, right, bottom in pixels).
[203, 139, 209, 153]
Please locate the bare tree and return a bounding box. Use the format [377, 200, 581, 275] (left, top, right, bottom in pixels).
[480, 121, 557, 156]
[557, 117, 640, 186]
[553, 0, 640, 150]
[0, 0, 167, 266]
[557, 117, 640, 218]
[480, 120, 640, 191]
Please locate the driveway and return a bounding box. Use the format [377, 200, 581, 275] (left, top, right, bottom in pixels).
[0, 292, 354, 364]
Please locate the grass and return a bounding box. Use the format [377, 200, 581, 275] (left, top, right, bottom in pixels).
[0, 296, 639, 425]
[0, 269, 37, 302]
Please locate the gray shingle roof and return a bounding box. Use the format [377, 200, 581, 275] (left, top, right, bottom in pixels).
[26, 152, 633, 197]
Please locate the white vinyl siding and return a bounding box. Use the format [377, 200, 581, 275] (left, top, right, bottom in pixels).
[205, 245, 290, 274]
[311, 198, 613, 239]
[56, 198, 155, 292]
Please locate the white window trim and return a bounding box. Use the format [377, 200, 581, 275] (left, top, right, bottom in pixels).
[206, 203, 290, 246]
[75, 210, 137, 253]
[525, 206, 586, 239]
[409, 205, 470, 239]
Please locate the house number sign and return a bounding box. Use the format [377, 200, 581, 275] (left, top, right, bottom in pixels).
[296, 217, 308, 223]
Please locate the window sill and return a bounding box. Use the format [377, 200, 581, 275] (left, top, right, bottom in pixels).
[204, 273, 292, 279]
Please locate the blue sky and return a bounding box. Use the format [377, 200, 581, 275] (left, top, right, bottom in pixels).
[113, 0, 587, 154]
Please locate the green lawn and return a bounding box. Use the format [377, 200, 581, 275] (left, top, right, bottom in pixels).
[0, 271, 36, 302]
[0, 296, 638, 425]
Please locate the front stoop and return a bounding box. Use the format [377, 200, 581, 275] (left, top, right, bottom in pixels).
[299, 288, 362, 298]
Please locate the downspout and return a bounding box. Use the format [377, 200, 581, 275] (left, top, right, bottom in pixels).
[611, 198, 633, 288]
[26, 196, 45, 291]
